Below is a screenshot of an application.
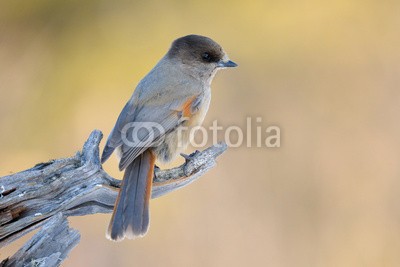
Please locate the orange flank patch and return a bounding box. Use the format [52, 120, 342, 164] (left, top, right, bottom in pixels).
[182, 96, 197, 118]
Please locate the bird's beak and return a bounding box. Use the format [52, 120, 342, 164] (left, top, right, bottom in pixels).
[217, 59, 238, 68]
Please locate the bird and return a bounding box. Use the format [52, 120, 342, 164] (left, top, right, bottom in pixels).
[101, 34, 237, 241]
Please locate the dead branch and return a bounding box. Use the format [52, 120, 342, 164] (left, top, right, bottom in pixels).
[0, 130, 227, 266]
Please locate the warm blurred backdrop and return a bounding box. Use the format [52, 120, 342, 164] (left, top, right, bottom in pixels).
[1, 1, 400, 266]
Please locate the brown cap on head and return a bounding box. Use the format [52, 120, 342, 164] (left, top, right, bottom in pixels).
[167, 35, 236, 68]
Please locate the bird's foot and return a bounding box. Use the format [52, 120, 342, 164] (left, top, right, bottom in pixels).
[154, 165, 161, 178]
[181, 150, 201, 176]
[180, 150, 200, 163]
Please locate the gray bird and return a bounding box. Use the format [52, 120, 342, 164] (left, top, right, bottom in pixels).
[102, 34, 237, 241]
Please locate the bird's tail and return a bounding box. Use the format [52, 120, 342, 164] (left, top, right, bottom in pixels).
[106, 150, 155, 241]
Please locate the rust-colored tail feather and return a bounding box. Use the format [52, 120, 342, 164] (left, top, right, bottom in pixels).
[106, 150, 155, 241]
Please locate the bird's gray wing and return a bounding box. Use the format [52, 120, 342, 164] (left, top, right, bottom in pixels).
[101, 100, 137, 163]
[102, 60, 203, 167]
[117, 93, 201, 170]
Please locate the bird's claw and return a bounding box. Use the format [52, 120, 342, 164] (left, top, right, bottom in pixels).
[180, 150, 200, 163]
[181, 151, 199, 177]
[154, 165, 161, 178]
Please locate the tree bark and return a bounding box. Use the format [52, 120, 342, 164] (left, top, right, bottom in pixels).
[0, 130, 227, 267]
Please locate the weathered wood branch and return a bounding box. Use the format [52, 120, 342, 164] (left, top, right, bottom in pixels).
[0, 130, 227, 266]
[1, 214, 80, 267]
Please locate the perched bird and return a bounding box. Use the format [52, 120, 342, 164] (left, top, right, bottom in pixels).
[102, 34, 237, 241]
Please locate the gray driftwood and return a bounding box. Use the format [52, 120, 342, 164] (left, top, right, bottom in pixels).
[0, 130, 227, 266]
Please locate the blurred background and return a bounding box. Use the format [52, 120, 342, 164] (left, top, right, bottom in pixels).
[1, 0, 400, 266]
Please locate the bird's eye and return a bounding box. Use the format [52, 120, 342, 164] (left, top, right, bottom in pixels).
[202, 52, 212, 62]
